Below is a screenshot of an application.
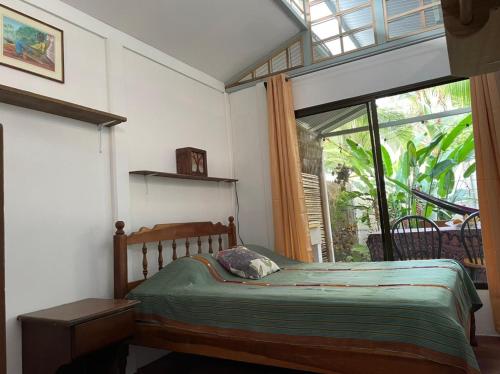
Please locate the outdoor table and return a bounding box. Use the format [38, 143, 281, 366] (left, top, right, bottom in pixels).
[366, 226, 487, 285]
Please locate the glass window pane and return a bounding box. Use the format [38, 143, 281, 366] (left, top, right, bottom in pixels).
[375, 80, 485, 287]
[425, 5, 443, 27]
[341, 6, 373, 32]
[343, 28, 375, 52]
[288, 41, 303, 67]
[271, 50, 288, 73]
[310, 2, 333, 22]
[313, 43, 333, 60]
[385, 0, 420, 18]
[321, 38, 342, 56]
[239, 73, 252, 83]
[312, 17, 340, 40]
[387, 12, 422, 38]
[304, 104, 380, 263]
[254, 63, 269, 78]
[339, 0, 369, 11]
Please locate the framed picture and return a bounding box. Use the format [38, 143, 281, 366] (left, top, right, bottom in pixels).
[0, 4, 64, 83]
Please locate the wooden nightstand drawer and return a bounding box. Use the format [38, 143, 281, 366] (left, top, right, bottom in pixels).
[73, 309, 135, 358]
[18, 298, 139, 374]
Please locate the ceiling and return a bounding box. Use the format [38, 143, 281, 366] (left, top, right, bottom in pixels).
[61, 0, 302, 82]
[297, 105, 367, 136]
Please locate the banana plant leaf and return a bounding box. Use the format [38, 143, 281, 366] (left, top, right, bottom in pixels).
[411, 188, 478, 215]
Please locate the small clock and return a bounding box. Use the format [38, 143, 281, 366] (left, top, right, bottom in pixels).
[176, 147, 207, 177]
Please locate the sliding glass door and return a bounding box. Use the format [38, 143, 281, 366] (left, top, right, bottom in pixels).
[375, 81, 485, 287]
[297, 103, 388, 262]
[296, 79, 485, 286]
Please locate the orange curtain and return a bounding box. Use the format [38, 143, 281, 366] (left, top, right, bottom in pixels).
[471, 71, 500, 332]
[267, 74, 312, 262]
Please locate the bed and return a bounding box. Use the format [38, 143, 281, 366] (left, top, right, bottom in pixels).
[113, 217, 482, 374]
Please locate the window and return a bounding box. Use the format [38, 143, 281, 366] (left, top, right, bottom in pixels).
[384, 0, 443, 39]
[228, 0, 445, 88]
[234, 39, 304, 86]
[298, 104, 379, 263]
[310, 0, 443, 61]
[296, 80, 486, 288]
[310, 0, 376, 62]
[284, 0, 307, 21]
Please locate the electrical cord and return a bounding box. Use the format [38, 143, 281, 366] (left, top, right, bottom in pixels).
[234, 182, 245, 246]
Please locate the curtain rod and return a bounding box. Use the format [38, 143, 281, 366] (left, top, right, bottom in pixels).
[263, 76, 290, 89]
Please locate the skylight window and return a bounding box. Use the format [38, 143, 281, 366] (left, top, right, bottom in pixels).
[284, 0, 306, 22]
[310, 0, 375, 62]
[228, 0, 444, 89]
[384, 0, 443, 39]
[234, 39, 304, 86]
[255, 63, 270, 78]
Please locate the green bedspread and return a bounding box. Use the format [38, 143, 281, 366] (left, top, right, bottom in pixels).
[127, 245, 482, 372]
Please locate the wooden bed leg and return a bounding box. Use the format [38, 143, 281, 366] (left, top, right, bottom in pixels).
[114, 221, 128, 299]
[470, 312, 478, 347]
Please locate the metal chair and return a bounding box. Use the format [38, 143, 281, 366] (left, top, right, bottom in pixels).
[460, 212, 485, 283]
[391, 215, 442, 260]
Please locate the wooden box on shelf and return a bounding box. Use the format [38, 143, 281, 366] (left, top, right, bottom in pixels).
[176, 147, 207, 177]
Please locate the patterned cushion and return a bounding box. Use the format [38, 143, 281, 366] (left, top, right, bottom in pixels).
[216, 246, 280, 279]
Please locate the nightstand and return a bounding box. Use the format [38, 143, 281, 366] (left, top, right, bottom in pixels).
[18, 298, 140, 374]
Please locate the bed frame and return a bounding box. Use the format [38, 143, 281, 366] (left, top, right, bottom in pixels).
[113, 217, 479, 374]
[113, 217, 237, 299]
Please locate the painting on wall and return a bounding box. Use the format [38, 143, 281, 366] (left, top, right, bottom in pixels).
[0, 5, 64, 82]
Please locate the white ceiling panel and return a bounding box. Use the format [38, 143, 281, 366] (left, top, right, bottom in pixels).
[60, 0, 302, 82]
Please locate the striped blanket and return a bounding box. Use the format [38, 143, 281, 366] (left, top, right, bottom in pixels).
[127, 245, 482, 373]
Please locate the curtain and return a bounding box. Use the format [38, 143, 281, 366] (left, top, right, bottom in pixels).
[471, 71, 500, 332]
[267, 74, 312, 262]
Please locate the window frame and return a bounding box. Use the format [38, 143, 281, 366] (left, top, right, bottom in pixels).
[309, 0, 377, 63]
[383, 0, 443, 41]
[228, 37, 305, 88]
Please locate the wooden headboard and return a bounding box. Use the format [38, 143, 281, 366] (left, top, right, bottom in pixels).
[113, 217, 236, 298]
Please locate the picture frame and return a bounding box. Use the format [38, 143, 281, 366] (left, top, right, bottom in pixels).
[0, 4, 64, 83]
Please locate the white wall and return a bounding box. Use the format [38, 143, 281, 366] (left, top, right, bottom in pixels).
[229, 83, 273, 249]
[292, 37, 451, 110]
[476, 291, 500, 336]
[124, 48, 235, 280]
[3, 105, 114, 374]
[1, 1, 232, 373]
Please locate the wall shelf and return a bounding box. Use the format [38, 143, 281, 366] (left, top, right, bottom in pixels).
[0, 83, 127, 126]
[130, 170, 238, 183]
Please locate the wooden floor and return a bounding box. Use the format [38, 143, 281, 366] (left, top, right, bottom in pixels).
[137, 336, 500, 373]
[474, 336, 500, 374]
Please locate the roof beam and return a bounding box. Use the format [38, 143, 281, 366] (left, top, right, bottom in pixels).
[307, 105, 365, 133]
[276, 0, 308, 30]
[322, 107, 471, 138]
[316, 105, 366, 133]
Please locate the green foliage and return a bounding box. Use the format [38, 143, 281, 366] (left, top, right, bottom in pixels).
[464, 163, 476, 178]
[324, 112, 477, 225]
[380, 145, 393, 177]
[323, 80, 477, 262]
